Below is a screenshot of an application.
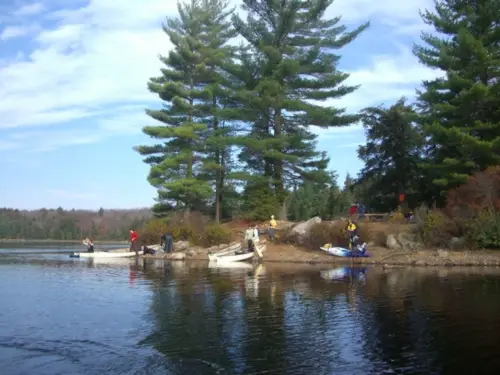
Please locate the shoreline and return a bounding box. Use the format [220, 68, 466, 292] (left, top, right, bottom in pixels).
[142, 245, 500, 267]
[0, 239, 127, 244]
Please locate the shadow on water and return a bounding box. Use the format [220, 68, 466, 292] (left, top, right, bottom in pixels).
[1, 254, 500, 374]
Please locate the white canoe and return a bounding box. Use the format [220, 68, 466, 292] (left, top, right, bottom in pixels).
[209, 244, 266, 263]
[70, 250, 144, 258]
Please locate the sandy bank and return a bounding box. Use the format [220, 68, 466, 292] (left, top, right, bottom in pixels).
[140, 242, 500, 267]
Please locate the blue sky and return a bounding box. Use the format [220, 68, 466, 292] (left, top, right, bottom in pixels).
[0, 0, 441, 210]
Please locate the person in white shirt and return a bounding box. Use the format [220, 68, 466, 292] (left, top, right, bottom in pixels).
[244, 224, 255, 252]
[252, 224, 260, 245]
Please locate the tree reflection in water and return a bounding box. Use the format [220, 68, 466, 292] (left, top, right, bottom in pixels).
[136, 261, 500, 374]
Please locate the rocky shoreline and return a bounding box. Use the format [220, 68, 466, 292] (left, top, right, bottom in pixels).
[138, 240, 500, 267]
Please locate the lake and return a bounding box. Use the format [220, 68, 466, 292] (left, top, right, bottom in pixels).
[1, 243, 500, 374]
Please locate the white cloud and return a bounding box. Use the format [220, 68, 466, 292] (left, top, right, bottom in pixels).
[0, 25, 30, 40]
[14, 2, 45, 17]
[330, 0, 433, 33]
[0, 0, 439, 152]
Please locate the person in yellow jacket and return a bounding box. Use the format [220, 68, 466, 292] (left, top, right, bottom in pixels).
[345, 219, 359, 250]
[268, 215, 277, 240]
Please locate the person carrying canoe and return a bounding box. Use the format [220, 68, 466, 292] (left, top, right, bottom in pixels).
[129, 229, 140, 256]
[268, 215, 277, 240]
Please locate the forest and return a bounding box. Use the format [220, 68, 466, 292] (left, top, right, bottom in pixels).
[4, 0, 500, 247]
[0, 208, 152, 240]
[136, 0, 500, 221]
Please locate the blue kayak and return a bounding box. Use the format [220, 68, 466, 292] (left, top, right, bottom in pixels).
[320, 244, 370, 258]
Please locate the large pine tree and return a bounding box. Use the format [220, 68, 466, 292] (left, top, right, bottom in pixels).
[414, 0, 500, 198]
[356, 98, 424, 211]
[135, 0, 236, 215]
[231, 0, 369, 209]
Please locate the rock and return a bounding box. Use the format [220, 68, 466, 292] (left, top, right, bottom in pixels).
[174, 240, 189, 251]
[396, 232, 423, 251]
[218, 244, 228, 249]
[448, 236, 466, 250]
[437, 249, 449, 258]
[386, 234, 402, 250]
[290, 216, 322, 241]
[168, 252, 186, 260]
[186, 249, 197, 257]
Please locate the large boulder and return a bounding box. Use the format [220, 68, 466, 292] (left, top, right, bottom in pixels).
[396, 232, 423, 251]
[448, 236, 466, 250]
[174, 240, 189, 251]
[386, 234, 402, 250]
[386, 232, 423, 251]
[290, 216, 322, 239]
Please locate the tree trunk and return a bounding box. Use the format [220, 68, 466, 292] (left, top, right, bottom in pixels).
[273, 108, 285, 202]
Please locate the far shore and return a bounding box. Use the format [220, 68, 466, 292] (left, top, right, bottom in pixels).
[0, 239, 128, 244]
[140, 243, 500, 267]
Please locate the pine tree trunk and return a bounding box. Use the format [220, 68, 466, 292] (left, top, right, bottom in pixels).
[273, 109, 285, 202]
[214, 106, 221, 224]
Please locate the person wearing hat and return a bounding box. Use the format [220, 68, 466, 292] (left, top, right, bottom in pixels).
[268, 215, 277, 241]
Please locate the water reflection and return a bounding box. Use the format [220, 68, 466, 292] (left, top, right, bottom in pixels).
[2, 255, 500, 374]
[135, 262, 500, 374]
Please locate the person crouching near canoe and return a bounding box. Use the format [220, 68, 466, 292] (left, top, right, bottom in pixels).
[129, 229, 140, 256]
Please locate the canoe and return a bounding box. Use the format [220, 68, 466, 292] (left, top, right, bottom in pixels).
[207, 242, 242, 259]
[319, 243, 369, 258]
[70, 250, 144, 258]
[209, 244, 266, 263]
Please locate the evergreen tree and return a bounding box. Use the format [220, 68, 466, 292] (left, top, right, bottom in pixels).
[135, 0, 235, 215]
[195, 0, 238, 223]
[356, 98, 424, 211]
[413, 0, 500, 199]
[231, 0, 369, 206]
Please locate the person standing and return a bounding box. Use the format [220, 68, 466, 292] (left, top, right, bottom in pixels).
[161, 232, 174, 253]
[268, 215, 277, 240]
[252, 224, 260, 246]
[129, 229, 140, 256]
[84, 238, 94, 253]
[244, 224, 256, 252]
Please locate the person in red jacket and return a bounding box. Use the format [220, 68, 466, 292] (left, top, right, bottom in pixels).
[129, 229, 139, 256]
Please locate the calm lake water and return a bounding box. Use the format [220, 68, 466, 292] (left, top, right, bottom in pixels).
[1, 243, 500, 374]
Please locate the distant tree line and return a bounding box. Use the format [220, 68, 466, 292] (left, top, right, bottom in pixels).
[0, 207, 152, 240]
